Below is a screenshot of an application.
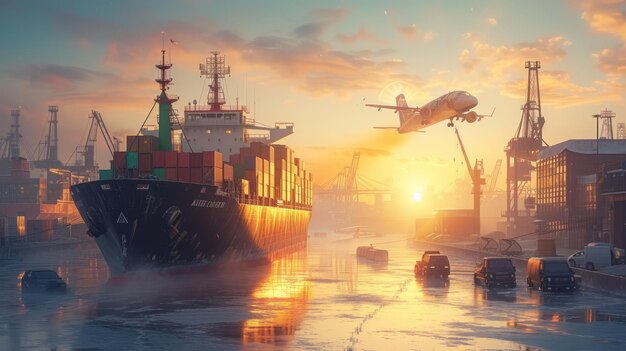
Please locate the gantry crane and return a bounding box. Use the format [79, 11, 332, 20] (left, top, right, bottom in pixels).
[68, 110, 118, 174]
[455, 126, 485, 235]
[505, 61, 547, 236]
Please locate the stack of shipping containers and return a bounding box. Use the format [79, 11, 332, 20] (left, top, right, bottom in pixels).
[102, 136, 310, 208]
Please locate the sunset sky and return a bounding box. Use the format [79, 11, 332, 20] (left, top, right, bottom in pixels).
[1, 0, 625, 202]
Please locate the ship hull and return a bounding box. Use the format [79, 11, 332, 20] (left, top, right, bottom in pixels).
[71, 179, 310, 276]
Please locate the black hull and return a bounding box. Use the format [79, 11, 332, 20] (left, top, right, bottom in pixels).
[71, 179, 310, 275]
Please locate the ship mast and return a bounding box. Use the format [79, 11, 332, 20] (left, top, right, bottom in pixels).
[200, 51, 230, 111]
[155, 49, 178, 151]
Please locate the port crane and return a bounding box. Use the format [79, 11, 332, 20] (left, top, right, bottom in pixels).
[68, 110, 118, 174]
[454, 126, 485, 235]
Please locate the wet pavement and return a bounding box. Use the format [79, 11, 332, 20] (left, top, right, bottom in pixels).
[1, 235, 626, 350]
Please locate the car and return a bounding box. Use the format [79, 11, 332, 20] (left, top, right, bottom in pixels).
[414, 250, 440, 275]
[21, 270, 67, 292]
[417, 254, 450, 278]
[527, 257, 576, 292]
[567, 244, 613, 270]
[474, 257, 516, 288]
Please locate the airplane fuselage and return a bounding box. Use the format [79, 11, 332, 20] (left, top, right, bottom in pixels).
[398, 91, 478, 133]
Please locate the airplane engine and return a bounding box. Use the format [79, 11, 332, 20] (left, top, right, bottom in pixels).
[464, 111, 478, 123]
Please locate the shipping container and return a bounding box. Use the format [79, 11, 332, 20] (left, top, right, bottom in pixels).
[233, 163, 245, 180]
[190, 153, 203, 168]
[165, 151, 178, 168]
[151, 168, 166, 180]
[139, 153, 152, 173]
[99, 169, 113, 180]
[178, 152, 190, 168]
[190, 167, 203, 183]
[229, 154, 240, 165]
[178, 168, 190, 182]
[223, 163, 234, 182]
[127, 135, 159, 153]
[203, 167, 223, 185]
[113, 152, 127, 169]
[244, 156, 263, 172]
[126, 152, 139, 169]
[202, 151, 223, 167]
[153, 151, 166, 168]
[250, 142, 275, 163]
[241, 179, 250, 196]
[166, 168, 178, 180]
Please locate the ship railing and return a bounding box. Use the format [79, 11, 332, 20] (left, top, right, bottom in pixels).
[229, 192, 311, 210]
[184, 104, 248, 112]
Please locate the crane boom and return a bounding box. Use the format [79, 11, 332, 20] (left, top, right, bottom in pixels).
[454, 127, 484, 235]
[455, 127, 474, 179]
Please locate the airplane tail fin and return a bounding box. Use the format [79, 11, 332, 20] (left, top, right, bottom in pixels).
[396, 94, 411, 125]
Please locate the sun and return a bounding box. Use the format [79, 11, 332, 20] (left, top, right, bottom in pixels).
[412, 192, 422, 203]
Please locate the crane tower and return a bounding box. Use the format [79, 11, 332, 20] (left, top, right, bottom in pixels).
[504, 61, 546, 237]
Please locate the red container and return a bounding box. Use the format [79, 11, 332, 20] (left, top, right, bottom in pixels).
[165, 151, 178, 167]
[153, 151, 166, 168]
[190, 168, 203, 183]
[113, 152, 127, 169]
[223, 163, 234, 182]
[190, 153, 204, 168]
[139, 153, 152, 173]
[178, 168, 190, 182]
[166, 168, 178, 180]
[243, 156, 263, 171]
[229, 154, 240, 165]
[178, 152, 190, 168]
[239, 147, 251, 157]
[202, 151, 223, 167]
[203, 167, 223, 185]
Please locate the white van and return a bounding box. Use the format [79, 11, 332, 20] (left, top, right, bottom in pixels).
[567, 245, 613, 270]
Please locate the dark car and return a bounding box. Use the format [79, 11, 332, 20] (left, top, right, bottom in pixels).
[21, 270, 67, 292]
[527, 257, 576, 292]
[419, 254, 450, 278]
[474, 257, 516, 288]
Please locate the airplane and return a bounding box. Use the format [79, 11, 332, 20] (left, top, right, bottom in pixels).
[365, 91, 494, 133]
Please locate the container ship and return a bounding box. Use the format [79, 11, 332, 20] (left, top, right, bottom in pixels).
[71, 50, 312, 276]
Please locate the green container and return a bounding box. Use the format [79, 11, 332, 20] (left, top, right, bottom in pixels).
[126, 151, 138, 169]
[99, 169, 113, 180]
[151, 168, 166, 179]
[234, 164, 245, 180]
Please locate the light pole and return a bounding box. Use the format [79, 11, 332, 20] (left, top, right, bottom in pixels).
[593, 114, 601, 155]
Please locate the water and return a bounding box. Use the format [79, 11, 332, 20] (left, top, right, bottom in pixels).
[1, 236, 626, 350]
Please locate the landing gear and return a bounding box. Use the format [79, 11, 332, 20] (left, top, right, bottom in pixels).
[447, 118, 454, 127]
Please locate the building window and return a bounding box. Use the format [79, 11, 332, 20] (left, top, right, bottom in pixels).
[206, 129, 211, 134]
[17, 215, 26, 236]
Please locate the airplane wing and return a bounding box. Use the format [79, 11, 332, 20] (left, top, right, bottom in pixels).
[456, 108, 496, 123]
[365, 103, 420, 112]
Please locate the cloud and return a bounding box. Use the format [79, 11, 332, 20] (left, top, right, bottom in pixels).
[575, 0, 626, 77]
[501, 70, 621, 107]
[396, 24, 417, 40]
[577, 0, 626, 41]
[423, 32, 435, 42]
[12, 64, 115, 90]
[488, 18, 497, 25]
[337, 26, 385, 44]
[594, 46, 626, 77]
[459, 36, 569, 81]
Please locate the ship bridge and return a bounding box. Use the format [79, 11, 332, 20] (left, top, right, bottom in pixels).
[181, 104, 294, 160]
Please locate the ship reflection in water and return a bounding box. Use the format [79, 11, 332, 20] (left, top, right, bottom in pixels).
[242, 251, 310, 345]
[79, 250, 310, 348]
